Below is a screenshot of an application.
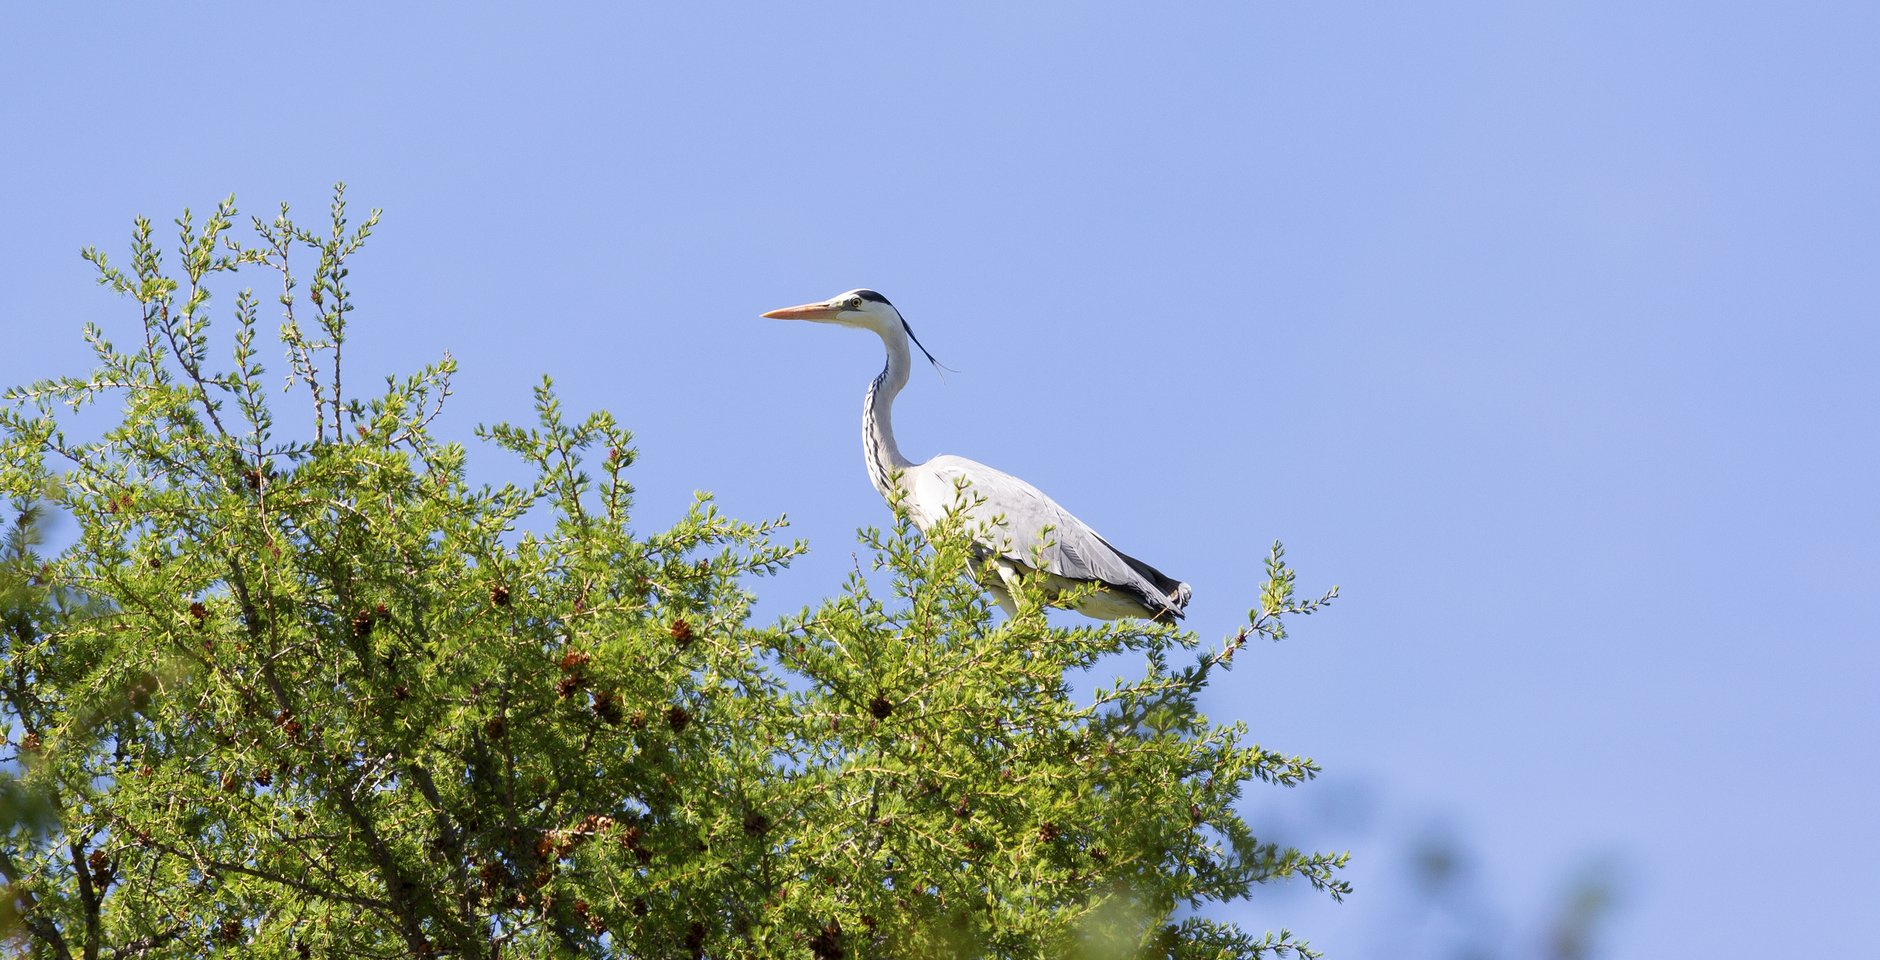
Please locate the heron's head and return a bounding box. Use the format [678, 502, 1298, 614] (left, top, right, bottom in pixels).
[761, 288, 944, 369]
[760, 289, 900, 332]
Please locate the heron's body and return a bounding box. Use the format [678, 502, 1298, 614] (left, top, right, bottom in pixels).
[765, 289, 1192, 621]
[904, 455, 1191, 620]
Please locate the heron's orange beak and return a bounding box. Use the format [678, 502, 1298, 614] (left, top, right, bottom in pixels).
[760, 302, 842, 321]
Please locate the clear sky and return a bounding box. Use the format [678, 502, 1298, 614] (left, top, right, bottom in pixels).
[4, 3, 1876, 957]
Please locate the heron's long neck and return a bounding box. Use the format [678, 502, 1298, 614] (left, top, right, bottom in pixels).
[862, 325, 915, 500]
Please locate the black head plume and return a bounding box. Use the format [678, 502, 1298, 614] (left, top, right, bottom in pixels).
[901, 318, 947, 374]
[856, 290, 952, 376]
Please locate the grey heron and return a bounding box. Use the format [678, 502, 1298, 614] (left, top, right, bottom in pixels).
[762, 289, 1192, 621]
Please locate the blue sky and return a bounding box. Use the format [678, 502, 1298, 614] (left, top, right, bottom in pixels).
[4, 3, 1876, 956]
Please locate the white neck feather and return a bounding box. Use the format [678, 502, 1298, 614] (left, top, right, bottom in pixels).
[862, 322, 915, 501]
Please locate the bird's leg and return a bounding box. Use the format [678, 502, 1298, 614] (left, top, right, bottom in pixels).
[968, 552, 1022, 617]
[991, 560, 1025, 618]
[990, 585, 1018, 619]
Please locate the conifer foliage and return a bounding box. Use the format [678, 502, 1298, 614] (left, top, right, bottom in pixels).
[0, 189, 1345, 958]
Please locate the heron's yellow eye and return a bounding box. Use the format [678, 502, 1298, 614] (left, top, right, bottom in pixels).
[846, 297, 863, 310]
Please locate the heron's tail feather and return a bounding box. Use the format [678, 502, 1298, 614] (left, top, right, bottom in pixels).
[1147, 581, 1192, 622]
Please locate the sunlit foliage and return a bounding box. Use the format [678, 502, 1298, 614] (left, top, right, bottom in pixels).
[0, 190, 1343, 958]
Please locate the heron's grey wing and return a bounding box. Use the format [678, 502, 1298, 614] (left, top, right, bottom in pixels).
[911, 456, 1185, 613]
